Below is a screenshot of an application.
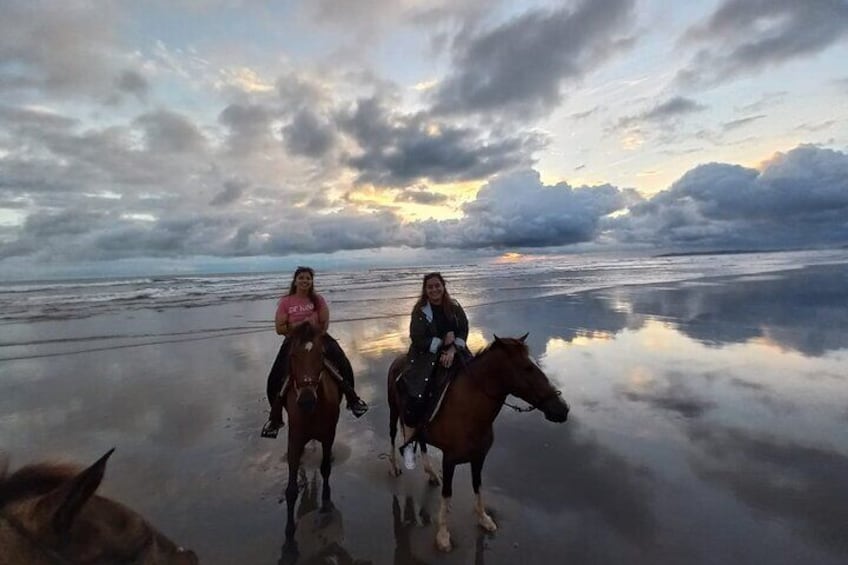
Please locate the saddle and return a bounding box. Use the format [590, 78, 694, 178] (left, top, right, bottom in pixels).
[397, 352, 461, 428]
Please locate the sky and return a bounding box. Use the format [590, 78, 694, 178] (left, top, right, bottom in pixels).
[1, 0, 847, 279]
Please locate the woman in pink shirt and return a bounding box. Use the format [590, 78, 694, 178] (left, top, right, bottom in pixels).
[261, 266, 368, 438]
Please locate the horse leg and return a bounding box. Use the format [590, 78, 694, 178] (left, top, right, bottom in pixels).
[471, 457, 497, 533]
[388, 395, 402, 477]
[284, 439, 305, 543]
[319, 439, 334, 513]
[421, 443, 441, 486]
[435, 459, 456, 552]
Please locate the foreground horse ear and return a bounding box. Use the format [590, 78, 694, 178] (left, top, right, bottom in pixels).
[42, 448, 114, 534]
[493, 334, 501, 344]
[519, 333, 529, 343]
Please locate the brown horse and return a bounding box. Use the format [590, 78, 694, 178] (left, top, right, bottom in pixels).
[281, 323, 342, 550]
[0, 449, 197, 565]
[387, 334, 570, 552]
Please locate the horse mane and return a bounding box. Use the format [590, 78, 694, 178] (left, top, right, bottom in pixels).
[0, 462, 81, 508]
[289, 322, 318, 343]
[472, 337, 528, 361]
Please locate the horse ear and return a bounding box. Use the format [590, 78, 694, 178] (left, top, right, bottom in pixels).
[493, 334, 501, 344]
[42, 448, 114, 534]
[519, 332, 529, 343]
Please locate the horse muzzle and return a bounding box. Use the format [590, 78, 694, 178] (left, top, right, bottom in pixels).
[542, 395, 569, 423]
[296, 387, 318, 413]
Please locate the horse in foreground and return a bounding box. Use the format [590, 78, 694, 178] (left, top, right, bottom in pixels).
[281, 323, 342, 551]
[0, 449, 197, 565]
[387, 334, 569, 552]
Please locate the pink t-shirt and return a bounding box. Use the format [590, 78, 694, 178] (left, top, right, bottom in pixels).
[275, 293, 328, 325]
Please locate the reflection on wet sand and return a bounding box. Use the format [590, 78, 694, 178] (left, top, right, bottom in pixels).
[2, 262, 848, 564]
[279, 468, 372, 565]
[391, 494, 490, 565]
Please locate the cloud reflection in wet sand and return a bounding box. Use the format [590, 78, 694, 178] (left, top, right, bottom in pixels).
[1, 263, 847, 563]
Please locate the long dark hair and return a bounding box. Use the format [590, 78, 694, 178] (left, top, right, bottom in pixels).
[288, 266, 319, 309]
[415, 272, 454, 319]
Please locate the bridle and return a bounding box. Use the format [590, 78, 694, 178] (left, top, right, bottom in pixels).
[0, 510, 155, 565]
[289, 339, 326, 397]
[476, 352, 563, 413]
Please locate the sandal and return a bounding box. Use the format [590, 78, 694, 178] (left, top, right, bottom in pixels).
[348, 398, 369, 418]
[260, 419, 284, 438]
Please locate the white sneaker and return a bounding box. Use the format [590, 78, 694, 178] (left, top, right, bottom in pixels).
[402, 445, 416, 470]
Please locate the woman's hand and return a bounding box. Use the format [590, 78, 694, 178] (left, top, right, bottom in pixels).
[439, 345, 456, 368]
[444, 331, 455, 346]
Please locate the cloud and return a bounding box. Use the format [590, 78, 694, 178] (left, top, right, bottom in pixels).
[210, 180, 246, 206]
[421, 169, 640, 249]
[722, 114, 766, 131]
[340, 96, 545, 186]
[394, 187, 449, 205]
[617, 96, 707, 129]
[611, 145, 848, 250]
[677, 0, 848, 87]
[0, 1, 149, 104]
[115, 70, 149, 101]
[282, 109, 337, 158]
[433, 0, 636, 119]
[134, 109, 208, 154]
[218, 103, 277, 157]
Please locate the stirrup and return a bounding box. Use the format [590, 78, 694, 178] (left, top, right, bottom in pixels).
[260, 419, 284, 439]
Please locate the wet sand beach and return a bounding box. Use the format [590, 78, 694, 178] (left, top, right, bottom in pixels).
[2, 258, 847, 564]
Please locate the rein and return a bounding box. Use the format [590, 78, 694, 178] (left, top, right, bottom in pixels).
[0, 511, 155, 565]
[503, 389, 563, 413]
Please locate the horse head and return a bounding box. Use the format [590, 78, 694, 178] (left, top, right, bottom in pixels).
[0, 449, 198, 565]
[491, 333, 569, 423]
[289, 323, 326, 413]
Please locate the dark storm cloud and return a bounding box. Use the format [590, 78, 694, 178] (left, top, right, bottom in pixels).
[433, 0, 636, 119]
[421, 169, 640, 249]
[677, 0, 848, 87]
[688, 425, 848, 554]
[610, 145, 848, 250]
[282, 109, 337, 158]
[340, 97, 544, 186]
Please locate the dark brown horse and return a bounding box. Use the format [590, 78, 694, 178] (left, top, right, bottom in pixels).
[387, 334, 569, 551]
[281, 323, 342, 549]
[0, 449, 197, 565]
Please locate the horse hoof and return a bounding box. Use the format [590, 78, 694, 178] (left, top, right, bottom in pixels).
[479, 515, 498, 533]
[435, 530, 452, 552]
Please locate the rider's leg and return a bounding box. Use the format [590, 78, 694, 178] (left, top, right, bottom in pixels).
[262, 340, 291, 437]
[323, 334, 368, 417]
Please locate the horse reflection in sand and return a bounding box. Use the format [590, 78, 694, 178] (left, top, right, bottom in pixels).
[279, 468, 371, 565]
[387, 334, 569, 551]
[0, 449, 197, 565]
[280, 323, 343, 552]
